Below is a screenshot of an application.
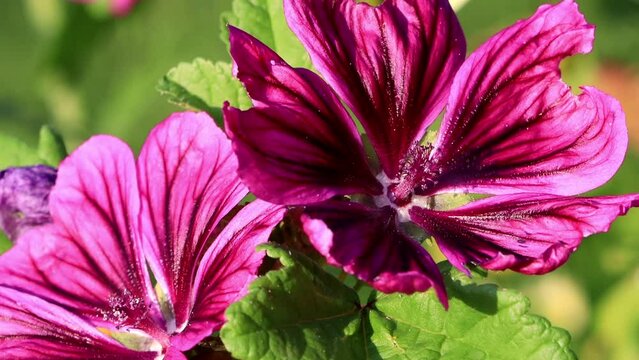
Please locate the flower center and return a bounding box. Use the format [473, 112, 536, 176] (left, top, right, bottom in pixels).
[374, 173, 435, 222]
[374, 143, 440, 208]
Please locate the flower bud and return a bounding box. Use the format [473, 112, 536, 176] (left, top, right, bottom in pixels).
[0, 165, 57, 241]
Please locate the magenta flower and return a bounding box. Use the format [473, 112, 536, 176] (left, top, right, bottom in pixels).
[72, 0, 138, 17]
[224, 0, 639, 306]
[0, 165, 56, 242]
[0, 112, 284, 358]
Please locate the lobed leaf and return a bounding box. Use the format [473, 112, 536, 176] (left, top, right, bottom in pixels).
[369, 263, 576, 359]
[157, 59, 250, 122]
[222, 245, 576, 360]
[221, 244, 367, 360]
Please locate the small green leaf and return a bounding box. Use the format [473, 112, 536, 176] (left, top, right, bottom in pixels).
[221, 244, 368, 360]
[0, 233, 11, 255]
[38, 125, 67, 166]
[0, 133, 41, 169]
[222, 246, 576, 360]
[157, 59, 250, 122]
[220, 0, 312, 68]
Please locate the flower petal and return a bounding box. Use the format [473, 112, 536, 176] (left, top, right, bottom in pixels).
[111, 0, 137, 16]
[429, 1, 625, 196]
[410, 193, 639, 275]
[225, 27, 380, 205]
[138, 112, 247, 333]
[173, 200, 284, 350]
[0, 165, 56, 241]
[0, 137, 159, 333]
[285, 0, 465, 176]
[0, 286, 156, 360]
[301, 201, 447, 306]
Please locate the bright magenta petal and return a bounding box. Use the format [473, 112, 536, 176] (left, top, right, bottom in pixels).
[0, 137, 160, 332]
[411, 193, 639, 275]
[225, 27, 380, 205]
[429, 1, 625, 196]
[138, 112, 247, 333]
[301, 201, 447, 306]
[0, 286, 156, 359]
[111, 0, 137, 16]
[173, 200, 284, 350]
[285, 0, 465, 176]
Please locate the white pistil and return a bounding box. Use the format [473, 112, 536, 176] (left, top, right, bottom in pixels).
[374, 173, 434, 223]
[375, 172, 470, 222]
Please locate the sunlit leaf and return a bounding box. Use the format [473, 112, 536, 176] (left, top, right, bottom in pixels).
[221, 244, 576, 360]
[221, 244, 367, 360]
[220, 0, 312, 68]
[157, 59, 250, 123]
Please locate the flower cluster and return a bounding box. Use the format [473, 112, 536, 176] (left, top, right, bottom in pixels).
[0, 0, 637, 357]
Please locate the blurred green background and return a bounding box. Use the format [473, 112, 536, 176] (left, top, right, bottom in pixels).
[0, 0, 637, 358]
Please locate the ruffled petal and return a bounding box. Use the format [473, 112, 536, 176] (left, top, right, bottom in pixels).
[0, 137, 160, 333]
[429, 1, 625, 196]
[138, 112, 247, 333]
[410, 193, 639, 275]
[301, 201, 447, 306]
[225, 27, 380, 205]
[173, 200, 284, 350]
[0, 286, 156, 360]
[285, 0, 465, 176]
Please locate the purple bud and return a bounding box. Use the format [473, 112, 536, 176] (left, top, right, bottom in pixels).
[0, 165, 57, 241]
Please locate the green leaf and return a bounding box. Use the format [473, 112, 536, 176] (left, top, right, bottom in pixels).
[157, 59, 250, 122]
[38, 125, 67, 166]
[220, 0, 312, 68]
[0, 133, 41, 169]
[369, 263, 576, 359]
[221, 244, 368, 360]
[0, 233, 11, 255]
[222, 245, 576, 360]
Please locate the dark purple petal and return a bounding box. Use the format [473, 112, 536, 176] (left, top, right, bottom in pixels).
[225, 27, 380, 205]
[428, 1, 624, 196]
[0, 137, 161, 334]
[410, 193, 639, 275]
[138, 112, 247, 334]
[0, 286, 157, 359]
[0, 165, 56, 241]
[173, 200, 285, 350]
[301, 201, 447, 306]
[285, 0, 465, 176]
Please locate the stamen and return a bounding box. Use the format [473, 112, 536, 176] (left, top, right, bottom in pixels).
[391, 143, 439, 203]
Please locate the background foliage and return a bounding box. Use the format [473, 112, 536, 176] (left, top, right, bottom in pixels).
[0, 1, 638, 359]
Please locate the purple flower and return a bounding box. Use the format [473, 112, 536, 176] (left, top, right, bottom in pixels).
[224, 0, 639, 306]
[0, 165, 56, 242]
[0, 112, 284, 358]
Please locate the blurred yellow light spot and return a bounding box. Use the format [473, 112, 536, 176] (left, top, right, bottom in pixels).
[524, 274, 589, 338]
